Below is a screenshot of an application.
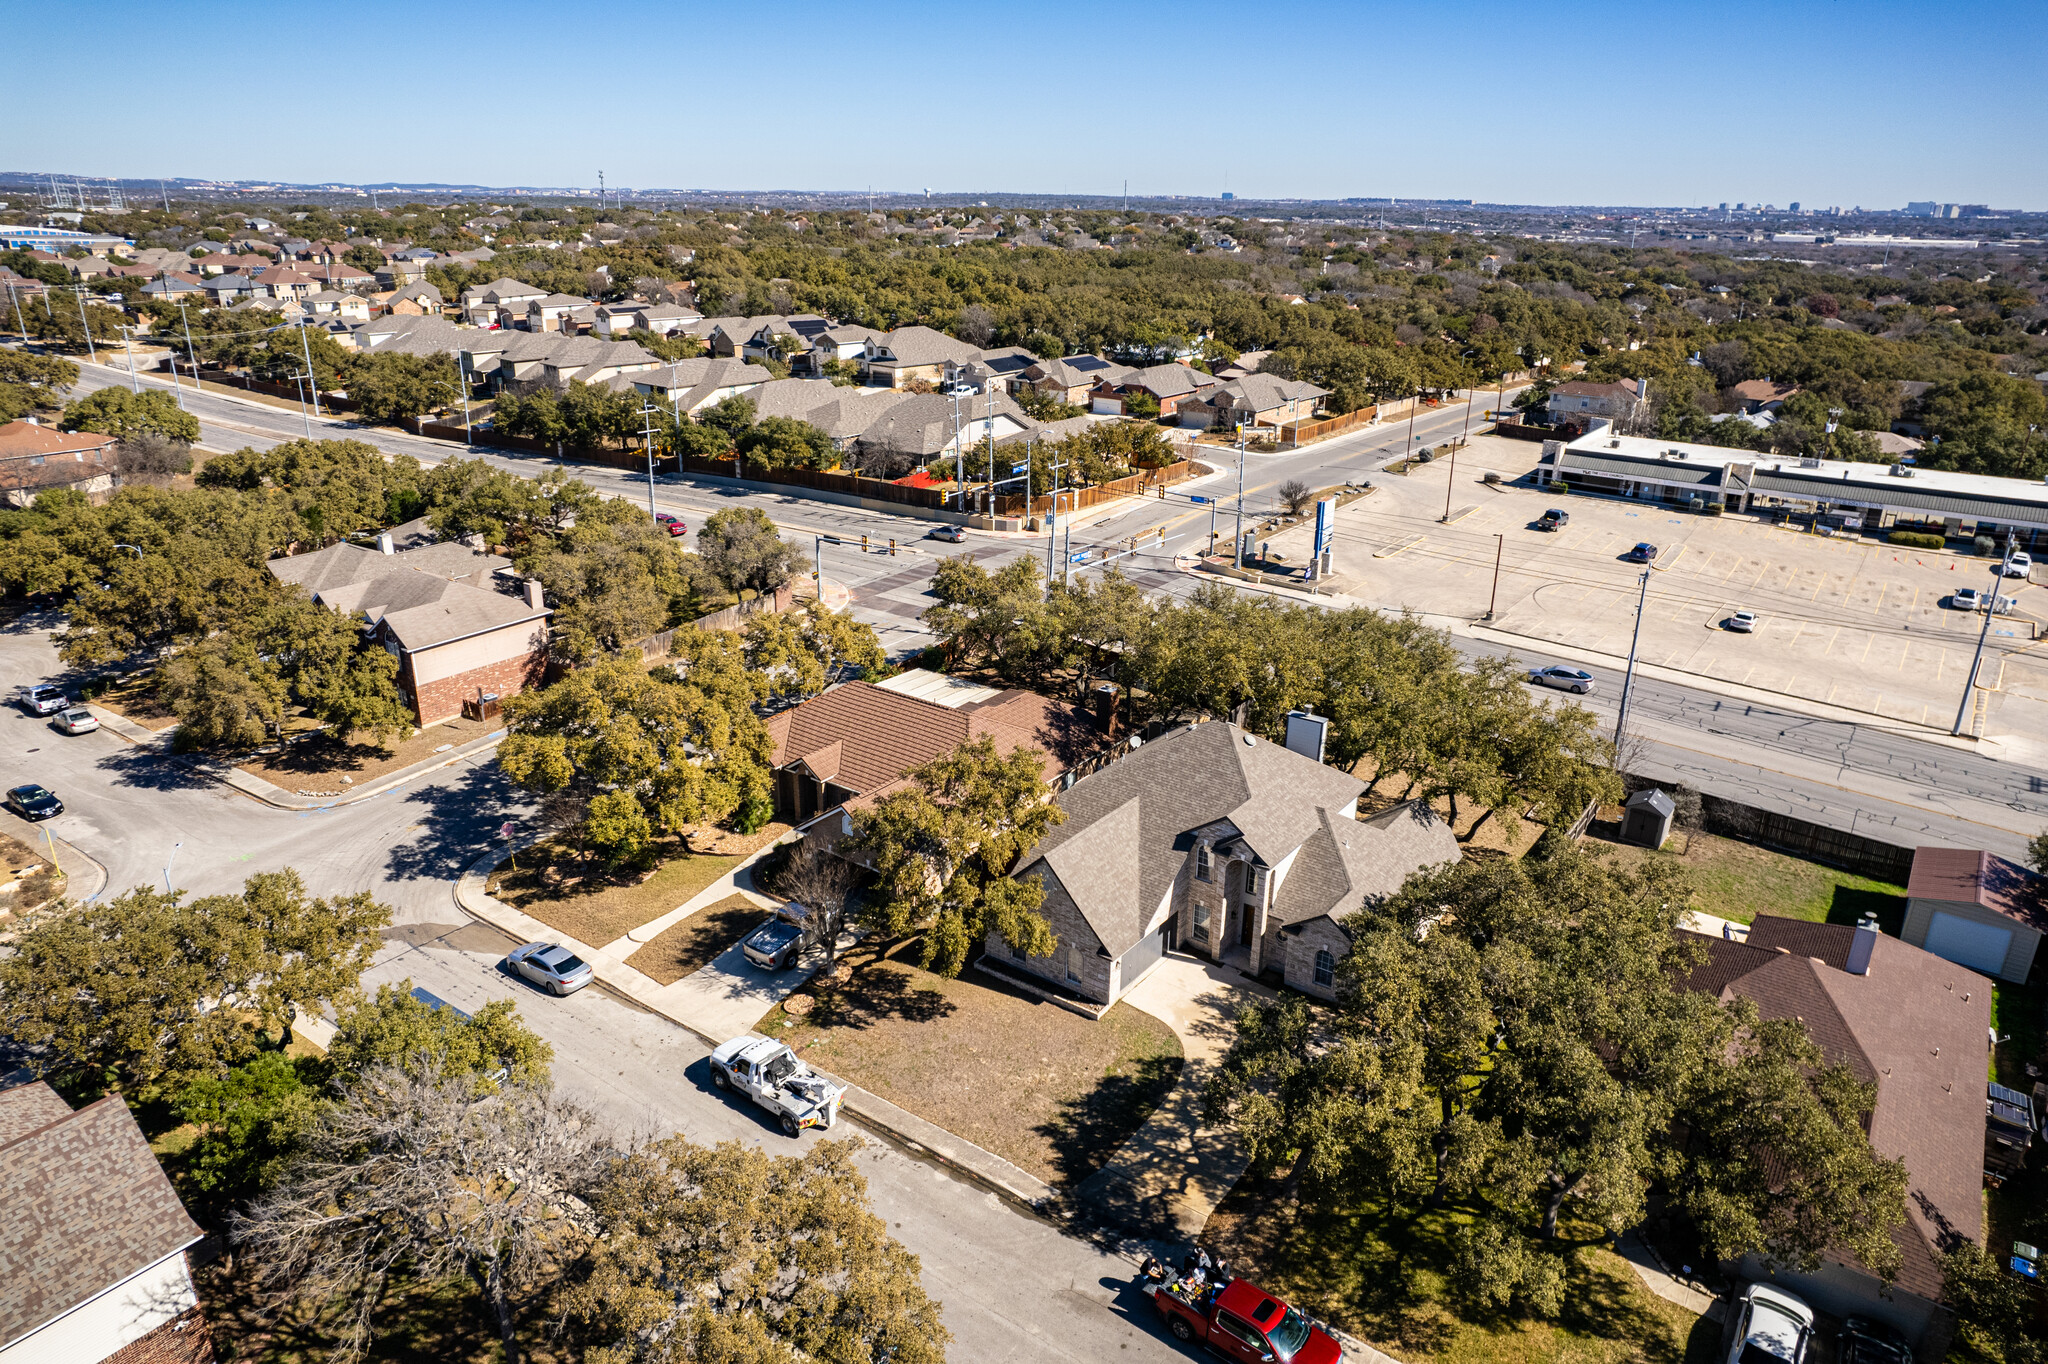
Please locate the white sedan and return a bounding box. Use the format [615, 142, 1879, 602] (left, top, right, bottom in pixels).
[1527, 664, 1597, 695]
[927, 525, 967, 543]
[1725, 610, 1758, 633]
[54, 707, 100, 735]
[506, 942, 594, 996]
[2003, 551, 2033, 578]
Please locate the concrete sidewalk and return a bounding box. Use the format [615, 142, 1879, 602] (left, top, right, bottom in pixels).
[85, 704, 507, 811]
[1076, 953, 1272, 1239]
[450, 845, 1055, 1214]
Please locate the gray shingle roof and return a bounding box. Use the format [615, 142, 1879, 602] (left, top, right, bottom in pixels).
[871, 325, 983, 368]
[266, 541, 537, 652]
[0, 1086, 203, 1352]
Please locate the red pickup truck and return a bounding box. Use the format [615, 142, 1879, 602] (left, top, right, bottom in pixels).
[1145, 1274, 1343, 1364]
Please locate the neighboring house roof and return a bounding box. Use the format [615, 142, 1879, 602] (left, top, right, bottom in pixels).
[1729, 379, 1801, 406]
[855, 390, 1034, 457]
[765, 679, 1090, 812]
[1212, 372, 1331, 412]
[389, 281, 444, 305]
[0, 420, 116, 462]
[1675, 919, 1990, 1302]
[468, 277, 544, 303]
[350, 315, 473, 359]
[0, 1083, 204, 1353]
[1029, 354, 1132, 389]
[1117, 363, 1220, 400]
[1015, 721, 1451, 957]
[531, 292, 590, 309]
[266, 540, 537, 652]
[871, 325, 983, 368]
[1907, 847, 2048, 930]
[1548, 380, 1640, 402]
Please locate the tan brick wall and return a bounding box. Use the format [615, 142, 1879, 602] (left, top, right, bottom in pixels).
[1283, 917, 1352, 1000]
[409, 648, 547, 725]
[104, 1307, 217, 1364]
[987, 866, 1112, 1003]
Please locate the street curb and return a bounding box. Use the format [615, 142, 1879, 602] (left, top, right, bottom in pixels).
[82, 704, 507, 810]
[450, 845, 1059, 1217]
[0, 812, 108, 906]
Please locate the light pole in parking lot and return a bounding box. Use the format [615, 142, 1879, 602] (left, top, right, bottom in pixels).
[1612, 568, 1651, 769]
[1952, 532, 2017, 737]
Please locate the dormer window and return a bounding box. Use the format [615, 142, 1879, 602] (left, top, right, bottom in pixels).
[1195, 843, 1211, 882]
[1246, 866, 1267, 898]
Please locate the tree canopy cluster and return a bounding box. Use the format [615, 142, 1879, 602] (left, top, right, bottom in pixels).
[1205, 846, 1910, 1318]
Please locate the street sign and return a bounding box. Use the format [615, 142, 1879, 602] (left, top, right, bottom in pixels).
[1188, 495, 1211, 504]
[499, 822, 516, 840]
[1011, 463, 1029, 474]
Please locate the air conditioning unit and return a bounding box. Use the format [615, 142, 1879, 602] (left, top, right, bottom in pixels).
[1798, 457, 1823, 468]
[1889, 463, 1916, 478]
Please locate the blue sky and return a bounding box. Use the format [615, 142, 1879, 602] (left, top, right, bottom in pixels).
[8, 0, 2042, 207]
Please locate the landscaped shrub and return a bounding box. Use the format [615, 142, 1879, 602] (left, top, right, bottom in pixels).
[1975, 536, 1998, 556]
[1886, 530, 1946, 550]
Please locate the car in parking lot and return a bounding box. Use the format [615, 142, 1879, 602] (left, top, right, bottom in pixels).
[1726, 610, 1758, 633]
[1536, 508, 1569, 531]
[3, 784, 63, 821]
[740, 917, 808, 972]
[1627, 542, 1659, 563]
[1527, 664, 1597, 694]
[505, 942, 594, 995]
[1951, 587, 1983, 611]
[928, 525, 967, 543]
[54, 707, 99, 735]
[654, 512, 688, 537]
[1723, 1282, 1814, 1364]
[16, 684, 67, 716]
[2004, 550, 2033, 578]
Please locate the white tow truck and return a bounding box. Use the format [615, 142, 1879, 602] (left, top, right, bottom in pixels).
[709, 1035, 847, 1137]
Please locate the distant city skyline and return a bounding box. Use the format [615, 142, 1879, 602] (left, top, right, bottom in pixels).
[6, 0, 2041, 209]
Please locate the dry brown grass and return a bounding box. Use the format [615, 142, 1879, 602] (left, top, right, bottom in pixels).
[85, 669, 180, 731]
[756, 937, 1183, 1187]
[624, 892, 770, 985]
[236, 714, 501, 793]
[489, 826, 787, 949]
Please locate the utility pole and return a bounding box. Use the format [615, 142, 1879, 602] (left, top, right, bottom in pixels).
[1612, 568, 1652, 767]
[118, 325, 139, 391]
[1952, 531, 2016, 737]
[1485, 534, 1503, 619]
[177, 302, 199, 381]
[1441, 442, 1458, 522]
[72, 287, 97, 364]
[1231, 426, 1249, 567]
[7, 280, 27, 344]
[457, 351, 473, 443]
[297, 318, 321, 418]
[1043, 446, 1068, 592]
[637, 401, 662, 519]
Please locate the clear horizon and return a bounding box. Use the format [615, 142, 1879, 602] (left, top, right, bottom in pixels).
[7, 0, 2042, 209]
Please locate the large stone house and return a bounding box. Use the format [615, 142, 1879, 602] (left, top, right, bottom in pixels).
[994, 720, 1460, 1008]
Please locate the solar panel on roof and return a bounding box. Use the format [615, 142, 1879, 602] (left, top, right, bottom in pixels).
[1989, 1082, 2031, 1107]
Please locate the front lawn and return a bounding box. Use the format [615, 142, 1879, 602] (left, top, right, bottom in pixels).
[1584, 827, 1907, 930]
[756, 936, 1183, 1187]
[81, 668, 180, 731]
[1206, 1175, 1717, 1364]
[487, 826, 787, 950]
[237, 714, 501, 794]
[625, 892, 770, 985]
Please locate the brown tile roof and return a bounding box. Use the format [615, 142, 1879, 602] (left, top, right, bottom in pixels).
[0, 1085, 203, 1351]
[1743, 916, 1860, 969]
[1673, 922, 1991, 1302]
[1729, 379, 1801, 404]
[0, 420, 117, 460]
[764, 680, 1089, 807]
[1907, 847, 2048, 930]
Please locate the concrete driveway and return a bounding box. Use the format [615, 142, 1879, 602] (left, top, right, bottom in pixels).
[1077, 952, 1271, 1243]
[652, 935, 841, 1040]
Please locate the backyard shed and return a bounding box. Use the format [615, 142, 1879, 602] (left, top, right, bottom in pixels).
[1622, 788, 1675, 849]
[1902, 847, 2045, 983]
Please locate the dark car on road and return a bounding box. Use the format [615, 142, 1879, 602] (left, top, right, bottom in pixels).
[1627, 542, 1659, 562]
[1537, 508, 1569, 531]
[740, 918, 807, 972]
[4, 784, 63, 821]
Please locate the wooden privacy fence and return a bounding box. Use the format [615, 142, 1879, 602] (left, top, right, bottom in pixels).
[991, 459, 1198, 518]
[1277, 406, 1377, 447]
[1697, 795, 1915, 883]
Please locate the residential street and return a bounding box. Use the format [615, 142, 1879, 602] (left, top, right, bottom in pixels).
[0, 616, 1182, 1362]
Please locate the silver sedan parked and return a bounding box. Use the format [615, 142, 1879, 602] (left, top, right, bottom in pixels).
[54, 706, 100, 735]
[1527, 664, 1597, 695]
[506, 942, 594, 996]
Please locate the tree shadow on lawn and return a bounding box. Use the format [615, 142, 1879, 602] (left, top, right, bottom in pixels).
[1824, 883, 1908, 936]
[1034, 1053, 1184, 1188]
[383, 762, 535, 888]
[247, 731, 398, 776]
[802, 941, 957, 1030]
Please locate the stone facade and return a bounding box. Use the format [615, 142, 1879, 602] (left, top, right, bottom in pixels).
[405, 648, 546, 725]
[989, 867, 1114, 1004]
[1281, 917, 1353, 1001]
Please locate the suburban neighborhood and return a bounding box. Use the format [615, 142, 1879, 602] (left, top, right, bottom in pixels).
[3, 14, 2048, 1364]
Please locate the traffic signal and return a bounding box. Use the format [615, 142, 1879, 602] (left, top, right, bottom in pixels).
[888, 538, 897, 556]
[861, 534, 870, 552]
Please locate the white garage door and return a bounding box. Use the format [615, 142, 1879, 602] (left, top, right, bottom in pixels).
[1924, 911, 2011, 977]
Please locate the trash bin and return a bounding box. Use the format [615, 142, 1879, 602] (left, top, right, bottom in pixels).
[1622, 788, 1675, 849]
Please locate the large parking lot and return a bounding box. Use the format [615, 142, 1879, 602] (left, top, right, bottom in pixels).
[1297, 434, 2048, 738]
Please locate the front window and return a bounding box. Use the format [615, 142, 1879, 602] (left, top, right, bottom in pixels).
[1192, 904, 1210, 943]
[1265, 1305, 1313, 1360]
[1314, 950, 1335, 987]
[1247, 866, 1267, 898]
[1196, 844, 1211, 882]
[1065, 948, 1081, 983]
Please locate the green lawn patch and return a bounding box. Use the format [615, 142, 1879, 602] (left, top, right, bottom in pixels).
[758, 936, 1183, 1187]
[1206, 1175, 1718, 1364]
[1585, 828, 1907, 930]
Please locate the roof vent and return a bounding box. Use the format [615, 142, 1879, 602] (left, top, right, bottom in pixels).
[1608, 439, 1622, 449]
[1798, 457, 1823, 468]
[1243, 734, 1255, 746]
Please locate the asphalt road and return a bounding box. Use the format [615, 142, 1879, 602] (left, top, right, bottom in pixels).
[49, 355, 2048, 856]
[0, 616, 1181, 1363]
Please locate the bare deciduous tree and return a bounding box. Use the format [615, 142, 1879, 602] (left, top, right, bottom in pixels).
[957, 303, 996, 348]
[115, 430, 193, 487]
[232, 1065, 613, 1364]
[1278, 478, 1315, 518]
[773, 841, 856, 966]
